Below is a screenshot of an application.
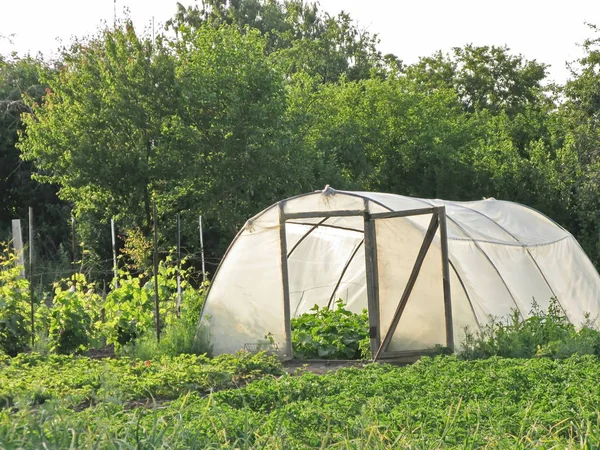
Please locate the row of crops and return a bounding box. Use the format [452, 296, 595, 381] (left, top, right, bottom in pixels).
[1, 352, 600, 448]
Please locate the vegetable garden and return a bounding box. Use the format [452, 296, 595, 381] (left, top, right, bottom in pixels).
[3, 241, 600, 448]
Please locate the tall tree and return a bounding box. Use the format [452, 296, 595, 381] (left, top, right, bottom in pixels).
[0, 54, 69, 255]
[18, 22, 324, 257]
[561, 24, 600, 266]
[167, 0, 397, 82]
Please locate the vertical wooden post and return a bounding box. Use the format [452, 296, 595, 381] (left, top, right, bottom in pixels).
[278, 203, 292, 359]
[363, 201, 380, 359]
[176, 213, 182, 317]
[153, 200, 160, 342]
[439, 206, 454, 351]
[28, 208, 34, 347]
[111, 218, 119, 288]
[199, 215, 206, 283]
[11, 219, 25, 277]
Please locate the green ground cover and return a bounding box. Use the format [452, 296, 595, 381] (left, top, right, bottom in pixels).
[1, 353, 599, 449]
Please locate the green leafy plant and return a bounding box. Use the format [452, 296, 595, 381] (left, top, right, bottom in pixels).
[103, 255, 207, 353]
[460, 298, 600, 360]
[48, 273, 100, 354]
[102, 273, 154, 350]
[291, 300, 370, 359]
[0, 244, 30, 356]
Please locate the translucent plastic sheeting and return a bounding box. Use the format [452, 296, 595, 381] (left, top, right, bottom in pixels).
[375, 215, 446, 352]
[447, 240, 518, 324]
[431, 201, 519, 244]
[477, 242, 555, 315]
[449, 265, 479, 348]
[466, 200, 569, 246]
[530, 237, 600, 324]
[201, 214, 287, 357]
[358, 192, 431, 213]
[284, 191, 365, 215]
[286, 223, 365, 316]
[284, 216, 365, 249]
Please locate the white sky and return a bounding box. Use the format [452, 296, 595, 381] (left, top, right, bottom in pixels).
[1, 0, 599, 84]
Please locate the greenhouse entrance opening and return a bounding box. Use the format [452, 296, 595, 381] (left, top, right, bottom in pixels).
[281, 206, 453, 361]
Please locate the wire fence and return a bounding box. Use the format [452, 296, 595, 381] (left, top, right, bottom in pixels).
[7, 211, 221, 295]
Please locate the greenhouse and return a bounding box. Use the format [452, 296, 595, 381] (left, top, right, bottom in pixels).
[200, 187, 600, 360]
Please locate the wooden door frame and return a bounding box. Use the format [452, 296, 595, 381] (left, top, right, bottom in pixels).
[365, 206, 453, 361]
[278, 204, 453, 362]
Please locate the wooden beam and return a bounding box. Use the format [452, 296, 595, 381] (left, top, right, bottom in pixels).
[282, 210, 364, 220]
[363, 209, 381, 356]
[439, 206, 454, 351]
[278, 202, 293, 360]
[369, 207, 438, 220]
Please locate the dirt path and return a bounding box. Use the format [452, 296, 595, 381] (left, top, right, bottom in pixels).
[282, 359, 369, 375]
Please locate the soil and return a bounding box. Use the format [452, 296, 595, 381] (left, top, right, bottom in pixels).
[282, 359, 369, 375]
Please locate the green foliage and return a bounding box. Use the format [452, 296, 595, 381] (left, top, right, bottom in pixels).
[291, 300, 370, 359]
[0, 54, 70, 258]
[0, 244, 30, 356]
[102, 273, 154, 349]
[122, 319, 211, 360]
[406, 44, 549, 117]
[168, 0, 394, 82]
[47, 273, 100, 355]
[103, 254, 206, 353]
[460, 299, 600, 360]
[2, 354, 600, 447]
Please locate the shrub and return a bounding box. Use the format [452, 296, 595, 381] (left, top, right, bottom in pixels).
[0, 244, 30, 356]
[291, 300, 370, 359]
[48, 273, 100, 354]
[103, 254, 206, 351]
[102, 273, 155, 349]
[460, 298, 600, 360]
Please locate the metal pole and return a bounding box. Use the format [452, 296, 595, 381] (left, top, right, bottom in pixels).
[153, 200, 160, 342]
[28, 207, 34, 347]
[111, 218, 119, 288]
[199, 215, 206, 283]
[71, 217, 76, 283]
[176, 213, 182, 317]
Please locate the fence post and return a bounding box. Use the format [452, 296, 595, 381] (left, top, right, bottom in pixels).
[176, 213, 182, 317]
[71, 217, 76, 284]
[111, 218, 119, 288]
[11, 219, 25, 277]
[28, 208, 34, 347]
[153, 200, 160, 342]
[199, 215, 206, 283]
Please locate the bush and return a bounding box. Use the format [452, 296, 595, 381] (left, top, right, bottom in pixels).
[291, 300, 370, 359]
[47, 273, 100, 354]
[460, 298, 600, 360]
[102, 273, 155, 349]
[103, 255, 207, 351]
[0, 244, 31, 356]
